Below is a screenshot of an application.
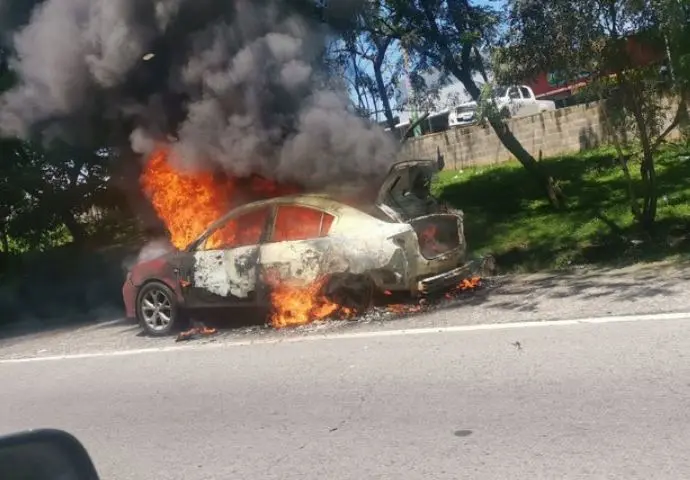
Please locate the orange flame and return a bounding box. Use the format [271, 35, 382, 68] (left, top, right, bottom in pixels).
[176, 325, 218, 342]
[269, 277, 353, 329]
[459, 277, 481, 290]
[445, 276, 482, 299]
[140, 148, 233, 250]
[140, 147, 300, 250]
[386, 304, 423, 315]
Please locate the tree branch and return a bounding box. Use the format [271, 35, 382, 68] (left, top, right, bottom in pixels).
[652, 96, 687, 152]
[400, 112, 431, 145]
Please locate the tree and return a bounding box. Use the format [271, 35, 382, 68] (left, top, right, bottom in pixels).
[328, 1, 405, 127]
[0, 42, 114, 249]
[354, 1, 401, 127]
[335, 33, 397, 122]
[377, 0, 566, 207]
[497, 0, 689, 230]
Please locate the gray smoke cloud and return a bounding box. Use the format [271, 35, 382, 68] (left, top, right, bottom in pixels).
[0, 0, 398, 188]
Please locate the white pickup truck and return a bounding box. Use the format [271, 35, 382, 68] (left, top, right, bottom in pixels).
[448, 85, 557, 127]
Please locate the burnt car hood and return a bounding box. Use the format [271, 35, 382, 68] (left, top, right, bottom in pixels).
[375, 158, 444, 221]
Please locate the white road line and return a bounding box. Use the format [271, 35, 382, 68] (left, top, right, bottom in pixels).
[2, 311, 690, 364]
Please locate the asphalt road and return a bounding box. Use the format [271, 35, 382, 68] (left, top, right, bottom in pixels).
[3, 260, 690, 361]
[2, 314, 690, 479]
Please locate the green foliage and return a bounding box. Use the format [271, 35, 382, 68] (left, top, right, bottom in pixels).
[434, 145, 690, 271]
[497, 0, 690, 229]
[474, 83, 504, 124]
[380, 0, 501, 83]
[332, 1, 404, 126]
[0, 135, 126, 252]
[653, 0, 690, 89]
[0, 43, 130, 253]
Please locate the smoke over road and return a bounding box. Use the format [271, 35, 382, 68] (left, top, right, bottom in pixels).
[0, 0, 397, 188]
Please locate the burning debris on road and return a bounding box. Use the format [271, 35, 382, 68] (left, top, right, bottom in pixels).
[268, 275, 485, 330]
[176, 322, 218, 342]
[380, 276, 483, 317]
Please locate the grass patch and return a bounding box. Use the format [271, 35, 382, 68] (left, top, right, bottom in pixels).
[434, 144, 690, 272]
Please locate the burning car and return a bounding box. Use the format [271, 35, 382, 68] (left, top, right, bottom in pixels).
[123, 155, 473, 336]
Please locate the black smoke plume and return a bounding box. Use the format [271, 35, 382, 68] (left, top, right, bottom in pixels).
[0, 0, 397, 188]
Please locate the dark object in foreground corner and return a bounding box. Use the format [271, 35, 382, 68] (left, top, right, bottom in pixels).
[176, 321, 218, 342]
[0, 429, 100, 479]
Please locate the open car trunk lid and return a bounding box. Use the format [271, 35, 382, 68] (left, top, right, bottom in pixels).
[375, 155, 467, 259]
[375, 155, 445, 222]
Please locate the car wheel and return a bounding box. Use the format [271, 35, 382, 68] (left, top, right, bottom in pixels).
[136, 281, 181, 337]
[324, 274, 375, 315]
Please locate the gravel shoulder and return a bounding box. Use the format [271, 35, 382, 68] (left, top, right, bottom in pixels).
[1, 260, 689, 361]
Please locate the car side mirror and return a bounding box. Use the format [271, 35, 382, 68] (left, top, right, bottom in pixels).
[0, 429, 101, 480]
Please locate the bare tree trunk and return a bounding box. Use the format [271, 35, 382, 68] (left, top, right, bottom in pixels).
[619, 73, 658, 230]
[0, 222, 9, 253]
[351, 52, 366, 113]
[474, 46, 490, 84]
[373, 61, 395, 129]
[598, 94, 642, 221]
[487, 116, 565, 207]
[635, 113, 658, 230]
[373, 38, 396, 129]
[652, 93, 688, 152]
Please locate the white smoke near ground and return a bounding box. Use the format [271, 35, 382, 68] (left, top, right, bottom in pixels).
[119, 237, 175, 275]
[0, 0, 398, 188]
[135, 238, 174, 263]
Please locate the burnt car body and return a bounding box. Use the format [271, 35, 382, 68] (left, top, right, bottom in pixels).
[123, 157, 473, 336]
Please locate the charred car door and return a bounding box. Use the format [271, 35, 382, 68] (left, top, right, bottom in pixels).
[259, 204, 337, 286]
[181, 206, 272, 306]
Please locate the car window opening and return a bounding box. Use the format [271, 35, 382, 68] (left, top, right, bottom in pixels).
[271, 205, 334, 242]
[202, 207, 270, 250]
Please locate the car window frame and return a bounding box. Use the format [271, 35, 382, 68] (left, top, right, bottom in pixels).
[190, 204, 275, 252]
[266, 203, 337, 243]
[508, 86, 521, 99]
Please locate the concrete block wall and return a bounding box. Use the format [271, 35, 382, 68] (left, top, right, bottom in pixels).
[400, 99, 682, 170]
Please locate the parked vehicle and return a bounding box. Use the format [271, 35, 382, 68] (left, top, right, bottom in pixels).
[448, 85, 557, 127]
[448, 104, 478, 127]
[123, 157, 474, 336]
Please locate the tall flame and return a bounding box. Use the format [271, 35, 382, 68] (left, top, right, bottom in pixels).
[140, 149, 234, 250]
[140, 147, 300, 250]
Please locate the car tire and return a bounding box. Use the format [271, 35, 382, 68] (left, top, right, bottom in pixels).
[323, 274, 375, 315]
[136, 281, 182, 337]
